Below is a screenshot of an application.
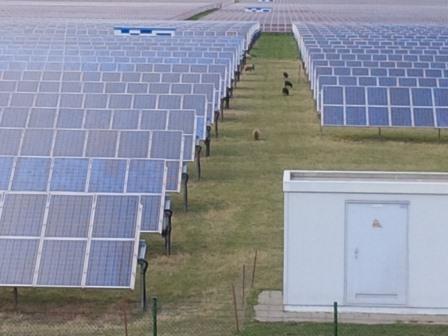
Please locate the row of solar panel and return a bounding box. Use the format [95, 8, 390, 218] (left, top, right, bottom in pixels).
[0, 20, 261, 289]
[312, 66, 448, 77]
[315, 76, 448, 109]
[306, 53, 448, 62]
[301, 40, 448, 48]
[293, 23, 448, 130]
[0, 193, 146, 287]
[0, 156, 174, 193]
[0, 79, 216, 96]
[321, 86, 448, 128]
[0, 126, 183, 156]
[0, 91, 206, 132]
[0, 64, 228, 98]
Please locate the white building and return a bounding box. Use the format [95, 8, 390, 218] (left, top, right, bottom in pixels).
[283, 170, 448, 315]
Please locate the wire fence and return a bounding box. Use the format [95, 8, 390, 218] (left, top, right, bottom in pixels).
[3, 249, 448, 336]
[0, 251, 257, 336]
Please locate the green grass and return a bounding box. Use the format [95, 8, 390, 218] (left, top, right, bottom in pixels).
[250, 33, 299, 59]
[2, 33, 448, 335]
[187, 8, 219, 20]
[242, 322, 448, 336]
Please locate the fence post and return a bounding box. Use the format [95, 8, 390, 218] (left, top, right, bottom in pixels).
[231, 284, 240, 333]
[152, 297, 158, 336]
[333, 301, 338, 336]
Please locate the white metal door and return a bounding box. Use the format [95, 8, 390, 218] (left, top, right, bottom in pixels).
[345, 201, 408, 306]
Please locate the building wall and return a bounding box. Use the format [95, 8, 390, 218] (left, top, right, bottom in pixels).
[284, 191, 448, 313]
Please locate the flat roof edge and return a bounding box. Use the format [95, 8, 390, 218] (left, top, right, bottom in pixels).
[283, 170, 448, 195]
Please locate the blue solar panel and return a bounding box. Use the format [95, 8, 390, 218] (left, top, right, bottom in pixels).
[118, 131, 150, 158]
[12, 158, 50, 191]
[89, 159, 126, 193]
[85, 241, 134, 287]
[0, 194, 46, 236]
[346, 106, 367, 126]
[368, 107, 389, 126]
[127, 160, 165, 194]
[0, 239, 39, 285]
[0, 157, 13, 189]
[112, 110, 139, 129]
[45, 195, 92, 237]
[37, 240, 86, 286]
[412, 88, 433, 107]
[51, 159, 88, 192]
[141, 195, 162, 232]
[390, 88, 410, 106]
[323, 86, 343, 105]
[85, 131, 118, 157]
[436, 109, 448, 127]
[323, 106, 344, 125]
[93, 196, 138, 239]
[21, 129, 53, 156]
[345, 86, 365, 105]
[391, 107, 412, 126]
[57, 109, 84, 128]
[414, 108, 435, 126]
[434, 89, 448, 106]
[53, 130, 86, 157]
[0, 129, 22, 155]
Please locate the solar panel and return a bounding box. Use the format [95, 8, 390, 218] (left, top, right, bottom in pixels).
[294, 23, 448, 130]
[0, 20, 263, 289]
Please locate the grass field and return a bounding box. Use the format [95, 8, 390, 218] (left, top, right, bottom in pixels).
[2, 33, 448, 335]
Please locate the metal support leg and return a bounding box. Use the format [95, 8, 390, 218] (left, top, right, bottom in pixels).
[221, 99, 225, 121]
[195, 144, 202, 180]
[225, 88, 230, 109]
[214, 111, 220, 138]
[137, 241, 148, 312]
[163, 208, 173, 256]
[182, 169, 189, 211]
[13, 287, 18, 308]
[205, 125, 212, 157]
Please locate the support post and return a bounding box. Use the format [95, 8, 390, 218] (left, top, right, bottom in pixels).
[232, 284, 240, 334]
[242, 265, 246, 310]
[225, 88, 230, 109]
[220, 99, 225, 121]
[205, 125, 212, 157]
[182, 165, 189, 211]
[163, 200, 173, 256]
[195, 144, 202, 180]
[137, 240, 148, 312]
[251, 250, 258, 289]
[152, 297, 158, 336]
[214, 111, 220, 138]
[438, 128, 441, 141]
[333, 301, 338, 336]
[123, 303, 129, 336]
[13, 287, 18, 308]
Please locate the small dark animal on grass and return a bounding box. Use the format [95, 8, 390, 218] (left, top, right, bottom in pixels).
[245, 64, 255, 72]
[282, 87, 289, 96]
[285, 80, 293, 88]
[252, 128, 261, 141]
[283, 72, 289, 79]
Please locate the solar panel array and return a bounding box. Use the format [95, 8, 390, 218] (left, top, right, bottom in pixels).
[0, 20, 260, 289]
[293, 23, 448, 129]
[204, 0, 448, 33]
